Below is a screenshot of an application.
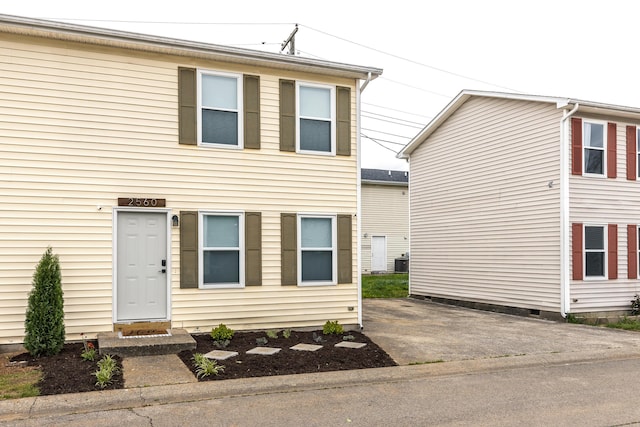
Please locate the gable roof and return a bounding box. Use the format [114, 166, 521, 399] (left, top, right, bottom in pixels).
[398, 89, 640, 159]
[0, 14, 382, 81]
[361, 168, 408, 185]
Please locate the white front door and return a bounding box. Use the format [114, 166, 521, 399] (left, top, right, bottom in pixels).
[116, 211, 168, 321]
[371, 235, 387, 272]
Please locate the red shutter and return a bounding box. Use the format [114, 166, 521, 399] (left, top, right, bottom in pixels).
[628, 224, 638, 279]
[608, 224, 618, 279]
[627, 125, 637, 181]
[607, 123, 617, 178]
[571, 118, 582, 175]
[572, 223, 583, 280]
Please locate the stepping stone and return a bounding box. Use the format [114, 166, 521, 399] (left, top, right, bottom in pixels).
[204, 350, 238, 360]
[247, 346, 281, 355]
[335, 341, 367, 349]
[290, 343, 323, 352]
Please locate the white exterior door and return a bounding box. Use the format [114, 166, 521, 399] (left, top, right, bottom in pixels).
[116, 211, 168, 321]
[371, 235, 387, 272]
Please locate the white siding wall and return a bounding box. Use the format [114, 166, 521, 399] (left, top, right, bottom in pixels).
[409, 97, 562, 311]
[0, 33, 359, 344]
[361, 183, 409, 273]
[570, 118, 640, 313]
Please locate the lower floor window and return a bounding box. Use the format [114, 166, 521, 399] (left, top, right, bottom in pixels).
[201, 212, 243, 287]
[584, 225, 605, 277]
[299, 215, 336, 284]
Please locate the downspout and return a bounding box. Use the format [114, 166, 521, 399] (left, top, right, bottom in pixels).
[559, 102, 580, 317]
[356, 74, 371, 329]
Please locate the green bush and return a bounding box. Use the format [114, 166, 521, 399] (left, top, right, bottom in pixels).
[192, 353, 225, 378]
[211, 323, 234, 348]
[24, 247, 65, 357]
[322, 320, 344, 335]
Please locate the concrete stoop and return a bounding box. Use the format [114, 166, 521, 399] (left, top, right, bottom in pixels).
[97, 328, 196, 357]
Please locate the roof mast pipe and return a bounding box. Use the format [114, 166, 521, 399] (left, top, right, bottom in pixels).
[281, 24, 299, 55]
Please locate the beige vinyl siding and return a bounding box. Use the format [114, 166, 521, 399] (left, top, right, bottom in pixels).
[0, 33, 359, 345]
[409, 97, 562, 311]
[569, 120, 640, 313]
[361, 183, 409, 273]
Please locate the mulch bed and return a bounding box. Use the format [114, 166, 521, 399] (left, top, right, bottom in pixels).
[7, 330, 396, 395]
[177, 330, 397, 380]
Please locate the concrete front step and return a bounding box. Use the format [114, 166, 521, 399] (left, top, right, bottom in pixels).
[97, 328, 196, 357]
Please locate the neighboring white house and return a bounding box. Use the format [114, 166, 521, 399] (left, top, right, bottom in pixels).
[399, 90, 640, 320]
[0, 14, 382, 346]
[361, 169, 409, 274]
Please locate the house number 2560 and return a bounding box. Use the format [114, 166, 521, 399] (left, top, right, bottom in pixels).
[118, 197, 166, 207]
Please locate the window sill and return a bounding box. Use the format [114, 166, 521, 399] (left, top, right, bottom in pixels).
[198, 142, 243, 150]
[200, 283, 245, 290]
[296, 149, 336, 157]
[581, 173, 607, 179]
[298, 281, 337, 287]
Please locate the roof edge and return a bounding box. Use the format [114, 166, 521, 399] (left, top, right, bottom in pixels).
[0, 14, 383, 80]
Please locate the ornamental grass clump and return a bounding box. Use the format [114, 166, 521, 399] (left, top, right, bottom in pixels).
[94, 354, 119, 388]
[24, 247, 65, 357]
[192, 353, 225, 378]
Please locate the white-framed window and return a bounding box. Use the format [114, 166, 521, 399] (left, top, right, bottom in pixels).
[296, 82, 335, 155]
[636, 128, 640, 179]
[583, 120, 606, 176]
[199, 211, 244, 288]
[298, 214, 337, 285]
[584, 224, 606, 278]
[198, 70, 243, 148]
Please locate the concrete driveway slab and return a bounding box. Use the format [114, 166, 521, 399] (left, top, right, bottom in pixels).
[362, 298, 640, 365]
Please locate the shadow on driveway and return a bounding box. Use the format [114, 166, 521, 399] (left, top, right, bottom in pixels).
[362, 298, 640, 365]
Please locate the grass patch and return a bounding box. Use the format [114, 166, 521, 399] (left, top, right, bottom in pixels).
[362, 273, 408, 298]
[0, 366, 41, 399]
[605, 316, 640, 331]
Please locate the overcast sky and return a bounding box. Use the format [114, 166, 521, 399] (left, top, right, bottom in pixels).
[2, 1, 640, 171]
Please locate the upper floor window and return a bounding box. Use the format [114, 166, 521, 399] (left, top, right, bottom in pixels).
[297, 82, 335, 155]
[198, 70, 243, 148]
[583, 121, 605, 176]
[636, 128, 640, 179]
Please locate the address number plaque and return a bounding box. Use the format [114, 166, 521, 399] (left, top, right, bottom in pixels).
[117, 198, 166, 208]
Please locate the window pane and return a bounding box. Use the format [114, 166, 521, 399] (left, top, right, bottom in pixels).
[584, 149, 603, 175]
[300, 86, 330, 119]
[202, 110, 238, 145]
[300, 119, 331, 152]
[584, 122, 603, 148]
[585, 226, 604, 250]
[204, 215, 239, 247]
[585, 252, 604, 277]
[203, 250, 239, 283]
[301, 217, 332, 248]
[202, 74, 237, 109]
[301, 250, 332, 281]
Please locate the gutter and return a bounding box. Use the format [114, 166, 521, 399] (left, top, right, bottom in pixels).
[356, 77, 367, 329]
[559, 101, 580, 317]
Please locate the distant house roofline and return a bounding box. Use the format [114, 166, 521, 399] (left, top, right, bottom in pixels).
[361, 168, 408, 186]
[0, 14, 383, 81]
[398, 89, 640, 159]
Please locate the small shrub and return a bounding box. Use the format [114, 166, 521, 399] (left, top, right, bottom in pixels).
[24, 247, 66, 357]
[192, 353, 224, 378]
[211, 324, 234, 348]
[94, 354, 119, 388]
[312, 332, 325, 343]
[256, 337, 268, 346]
[342, 334, 355, 341]
[631, 294, 640, 315]
[282, 329, 292, 339]
[81, 341, 97, 362]
[323, 320, 344, 335]
[266, 330, 279, 339]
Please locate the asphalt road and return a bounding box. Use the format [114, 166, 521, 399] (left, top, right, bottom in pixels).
[5, 356, 640, 426]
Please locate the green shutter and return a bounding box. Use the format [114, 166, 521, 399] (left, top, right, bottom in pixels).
[280, 79, 296, 152]
[281, 213, 297, 285]
[244, 75, 261, 149]
[337, 214, 353, 284]
[245, 212, 262, 286]
[178, 67, 197, 146]
[336, 86, 351, 156]
[180, 211, 199, 288]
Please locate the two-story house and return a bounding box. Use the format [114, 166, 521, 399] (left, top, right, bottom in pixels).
[0, 14, 382, 346]
[399, 90, 640, 321]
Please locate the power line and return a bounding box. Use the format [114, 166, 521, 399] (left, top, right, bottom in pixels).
[362, 113, 424, 129]
[363, 102, 432, 120]
[362, 110, 426, 127]
[361, 133, 400, 154]
[361, 128, 413, 143]
[301, 24, 521, 93]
